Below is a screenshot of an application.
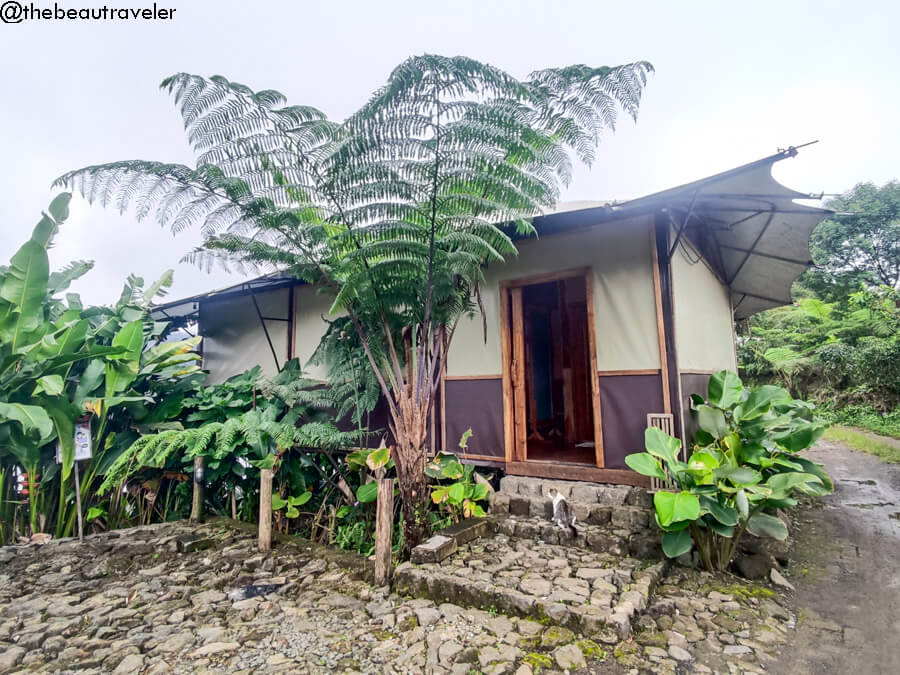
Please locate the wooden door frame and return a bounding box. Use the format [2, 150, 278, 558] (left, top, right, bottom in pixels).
[499, 267, 605, 467]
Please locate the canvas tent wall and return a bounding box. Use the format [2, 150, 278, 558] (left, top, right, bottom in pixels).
[444, 213, 665, 470]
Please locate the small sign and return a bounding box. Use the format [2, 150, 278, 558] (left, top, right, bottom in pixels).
[55, 417, 93, 464]
[74, 418, 92, 461]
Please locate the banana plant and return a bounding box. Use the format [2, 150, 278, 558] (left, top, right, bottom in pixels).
[0, 193, 205, 538]
[626, 370, 833, 571]
[0, 194, 124, 533]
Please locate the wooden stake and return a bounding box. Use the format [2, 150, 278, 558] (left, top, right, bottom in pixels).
[73, 461, 84, 542]
[258, 468, 273, 552]
[374, 475, 394, 586]
[189, 456, 205, 524]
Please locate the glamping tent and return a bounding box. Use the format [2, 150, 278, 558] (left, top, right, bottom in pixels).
[152, 147, 831, 486]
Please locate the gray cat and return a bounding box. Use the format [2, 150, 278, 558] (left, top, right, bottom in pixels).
[547, 488, 577, 535]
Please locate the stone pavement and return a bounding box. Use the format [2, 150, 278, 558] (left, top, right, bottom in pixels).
[0, 519, 797, 674]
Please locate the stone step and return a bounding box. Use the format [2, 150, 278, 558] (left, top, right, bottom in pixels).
[492, 492, 651, 531]
[395, 532, 669, 641]
[498, 475, 652, 509]
[488, 515, 661, 560]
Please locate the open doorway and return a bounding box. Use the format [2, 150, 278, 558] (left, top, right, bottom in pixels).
[504, 269, 603, 466]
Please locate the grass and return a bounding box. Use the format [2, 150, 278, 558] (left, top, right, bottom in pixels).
[823, 426, 900, 463]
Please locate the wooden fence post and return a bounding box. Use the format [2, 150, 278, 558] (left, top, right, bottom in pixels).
[259, 468, 273, 552]
[374, 475, 394, 586]
[189, 456, 205, 524]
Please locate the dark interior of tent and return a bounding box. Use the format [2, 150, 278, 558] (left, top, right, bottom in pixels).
[521, 277, 596, 464]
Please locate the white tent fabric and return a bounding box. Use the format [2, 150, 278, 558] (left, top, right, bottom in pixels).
[611, 145, 832, 319]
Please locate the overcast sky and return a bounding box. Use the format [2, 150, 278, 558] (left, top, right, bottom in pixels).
[1, 0, 898, 305]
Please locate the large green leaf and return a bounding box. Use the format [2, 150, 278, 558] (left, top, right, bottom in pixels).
[746, 512, 788, 540]
[425, 451, 465, 479]
[765, 472, 822, 499]
[644, 427, 681, 466]
[735, 489, 749, 520]
[662, 529, 693, 558]
[0, 240, 50, 351]
[707, 370, 743, 409]
[687, 451, 720, 472]
[356, 481, 378, 503]
[654, 490, 700, 527]
[706, 518, 735, 537]
[34, 374, 64, 396]
[697, 405, 727, 440]
[448, 482, 465, 504]
[717, 466, 762, 487]
[366, 447, 391, 471]
[74, 359, 105, 405]
[0, 402, 54, 443]
[625, 452, 667, 480]
[699, 496, 738, 526]
[790, 456, 834, 495]
[774, 423, 827, 453]
[105, 320, 145, 396]
[733, 385, 791, 422]
[289, 491, 312, 506]
[47, 193, 71, 224]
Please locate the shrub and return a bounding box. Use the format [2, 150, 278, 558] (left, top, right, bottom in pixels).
[626, 371, 833, 572]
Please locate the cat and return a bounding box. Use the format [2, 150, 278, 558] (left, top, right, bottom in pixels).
[547, 488, 577, 536]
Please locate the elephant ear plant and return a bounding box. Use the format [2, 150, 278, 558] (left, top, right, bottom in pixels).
[626, 370, 833, 572]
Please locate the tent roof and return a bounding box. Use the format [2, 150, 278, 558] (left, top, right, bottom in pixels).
[622, 143, 831, 318]
[151, 145, 831, 324]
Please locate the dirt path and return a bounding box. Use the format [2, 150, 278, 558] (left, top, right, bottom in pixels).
[775, 439, 900, 675]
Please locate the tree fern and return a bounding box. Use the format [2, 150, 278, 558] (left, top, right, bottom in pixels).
[57, 55, 653, 553]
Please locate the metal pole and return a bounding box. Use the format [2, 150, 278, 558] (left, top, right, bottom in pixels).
[73, 461, 84, 542]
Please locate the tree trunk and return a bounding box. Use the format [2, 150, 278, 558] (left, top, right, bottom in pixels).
[189, 456, 205, 524]
[258, 468, 273, 552]
[394, 439, 430, 558]
[374, 475, 394, 586]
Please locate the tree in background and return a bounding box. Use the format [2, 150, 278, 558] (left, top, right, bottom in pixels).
[803, 181, 900, 300]
[57, 55, 653, 554]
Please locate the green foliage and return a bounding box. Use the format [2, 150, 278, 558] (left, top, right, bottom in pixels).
[425, 431, 490, 521]
[818, 404, 900, 439]
[626, 371, 832, 572]
[805, 181, 900, 294]
[739, 285, 900, 413]
[57, 55, 652, 556]
[100, 359, 358, 496]
[740, 181, 899, 422]
[271, 490, 311, 519]
[823, 426, 900, 463]
[0, 195, 203, 541]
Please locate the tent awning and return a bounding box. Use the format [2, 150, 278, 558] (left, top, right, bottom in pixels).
[608, 143, 831, 319]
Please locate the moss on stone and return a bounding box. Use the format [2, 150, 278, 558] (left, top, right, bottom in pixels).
[576, 639, 606, 660]
[702, 582, 775, 602]
[397, 615, 418, 632]
[613, 640, 642, 667]
[532, 606, 553, 626]
[523, 652, 553, 671]
[372, 630, 397, 641]
[539, 625, 575, 648]
[517, 636, 539, 650]
[633, 630, 667, 648]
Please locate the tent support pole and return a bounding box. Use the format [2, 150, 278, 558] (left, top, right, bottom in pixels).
[727, 207, 777, 286]
[250, 290, 282, 373]
[667, 188, 700, 259]
[655, 213, 683, 441]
